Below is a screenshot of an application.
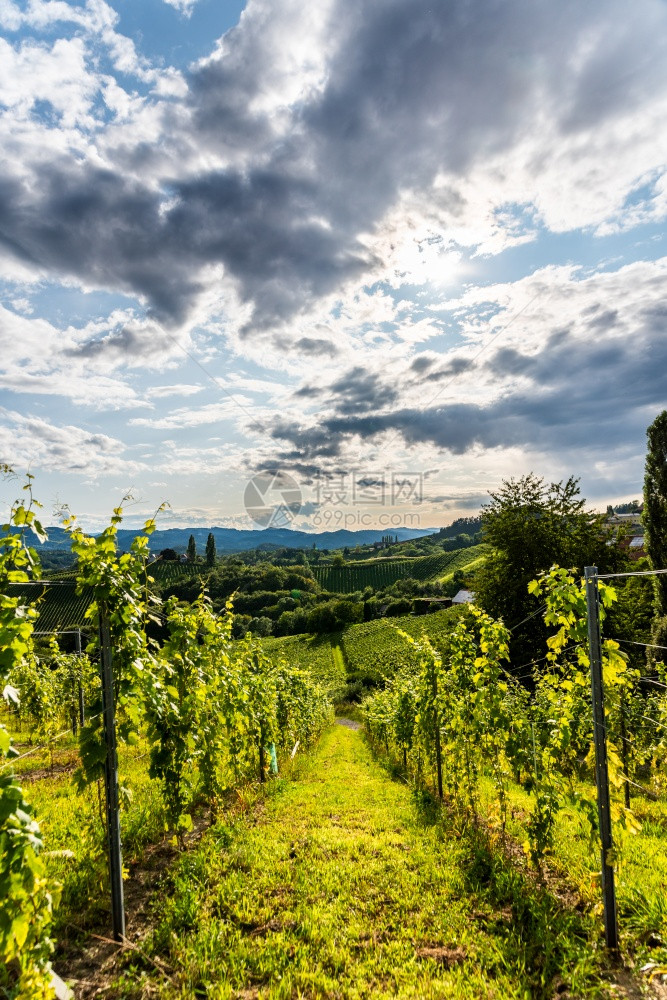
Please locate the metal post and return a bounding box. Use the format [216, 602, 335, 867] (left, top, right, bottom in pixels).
[76, 629, 85, 728]
[431, 670, 443, 800]
[99, 601, 125, 942]
[584, 566, 619, 951]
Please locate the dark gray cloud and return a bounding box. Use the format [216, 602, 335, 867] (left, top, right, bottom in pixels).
[329, 366, 399, 414]
[425, 493, 488, 510]
[294, 337, 339, 357]
[410, 355, 436, 373]
[266, 311, 667, 464]
[65, 323, 171, 363]
[0, 0, 665, 332]
[423, 357, 474, 382]
[293, 384, 323, 399]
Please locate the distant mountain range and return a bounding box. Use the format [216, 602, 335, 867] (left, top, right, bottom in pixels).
[35, 524, 436, 554]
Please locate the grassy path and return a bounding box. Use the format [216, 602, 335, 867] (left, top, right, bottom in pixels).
[138, 725, 600, 999]
[330, 641, 346, 680]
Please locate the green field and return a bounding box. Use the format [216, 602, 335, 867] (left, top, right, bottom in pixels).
[261, 606, 466, 696]
[437, 544, 489, 583]
[312, 545, 486, 593]
[147, 561, 207, 584]
[340, 606, 466, 684]
[261, 633, 345, 699]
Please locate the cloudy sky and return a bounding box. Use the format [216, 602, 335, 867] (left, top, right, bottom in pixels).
[1, 0, 666, 532]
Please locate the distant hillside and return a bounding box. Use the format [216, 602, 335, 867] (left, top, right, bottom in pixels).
[311, 547, 485, 594]
[32, 524, 436, 554]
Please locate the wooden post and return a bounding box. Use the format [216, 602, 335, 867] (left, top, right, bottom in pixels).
[99, 601, 125, 942]
[584, 566, 619, 951]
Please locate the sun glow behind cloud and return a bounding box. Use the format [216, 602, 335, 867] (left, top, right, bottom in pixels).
[0, 0, 665, 527]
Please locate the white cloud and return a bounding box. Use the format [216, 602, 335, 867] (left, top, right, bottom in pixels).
[0, 36, 99, 128]
[0, 408, 146, 476]
[0, 304, 191, 408]
[161, 0, 199, 14]
[147, 383, 205, 398]
[129, 398, 253, 430]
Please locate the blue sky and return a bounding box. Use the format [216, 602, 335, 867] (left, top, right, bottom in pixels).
[0, 0, 666, 531]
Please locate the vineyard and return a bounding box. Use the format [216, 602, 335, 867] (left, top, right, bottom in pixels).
[363, 568, 667, 967]
[258, 607, 467, 696]
[5, 484, 667, 997]
[7, 581, 93, 634]
[146, 560, 207, 585]
[341, 606, 466, 685]
[0, 489, 333, 997]
[311, 545, 485, 593]
[261, 633, 346, 699]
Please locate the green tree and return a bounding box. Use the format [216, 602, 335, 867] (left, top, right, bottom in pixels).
[187, 534, 197, 563]
[248, 616, 273, 637]
[643, 410, 667, 665]
[475, 474, 620, 668]
[206, 531, 216, 567]
[644, 410, 667, 611]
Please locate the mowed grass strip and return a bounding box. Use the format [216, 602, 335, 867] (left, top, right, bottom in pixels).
[131, 726, 599, 1000]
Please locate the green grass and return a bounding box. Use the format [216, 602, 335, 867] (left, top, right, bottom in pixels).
[113, 725, 607, 999]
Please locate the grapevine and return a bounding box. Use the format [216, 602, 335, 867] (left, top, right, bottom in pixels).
[0, 473, 59, 999]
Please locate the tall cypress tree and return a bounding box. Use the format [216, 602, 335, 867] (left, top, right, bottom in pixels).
[206, 532, 216, 567]
[644, 410, 667, 612]
[187, 533, 197, 563]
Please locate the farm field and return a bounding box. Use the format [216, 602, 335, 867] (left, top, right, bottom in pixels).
[261, 632, 345, 699]
[437, 545, 489, 584]
[7, 593, 667, 998]
[260, 606, 466, 696]
[6, 501, 667, 999]
[7, 581, 93, 633]
[311, 545, 486, 593]
[341, 606, 466, 685]
[146, 561, 206, 585]
[88, 724, 615, 999]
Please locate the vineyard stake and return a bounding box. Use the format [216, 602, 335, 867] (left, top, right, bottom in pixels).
[584, 566, 619, 951]
[99, 599, 126, 942]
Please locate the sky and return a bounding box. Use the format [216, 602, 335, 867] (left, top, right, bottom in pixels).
[0, 0, 666, 533]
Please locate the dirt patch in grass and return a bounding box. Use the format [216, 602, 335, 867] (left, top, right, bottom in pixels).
[415, 944, 467, 967]
[22, 759, 79, 783]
